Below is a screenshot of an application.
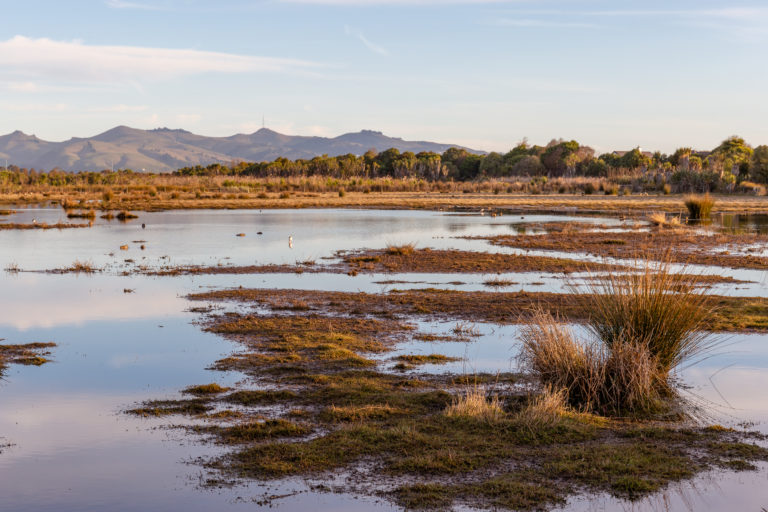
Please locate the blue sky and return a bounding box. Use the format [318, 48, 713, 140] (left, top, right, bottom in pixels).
[1, 0, 767, 153]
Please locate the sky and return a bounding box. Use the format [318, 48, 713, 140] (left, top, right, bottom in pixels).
[1, 0, 768, 154]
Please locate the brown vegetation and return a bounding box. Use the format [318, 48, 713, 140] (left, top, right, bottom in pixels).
[190, 287, 768, 333]
[124, 291, 768, 510]
[472, 223, 768, 270]
[0, 222, 90, 230]
[341, 247, 625, 274]
[3, 172, 768, 213]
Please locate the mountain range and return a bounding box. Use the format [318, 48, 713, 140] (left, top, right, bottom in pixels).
[0, 126, 479, 173]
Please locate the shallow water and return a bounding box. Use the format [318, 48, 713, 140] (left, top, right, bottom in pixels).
[1, 207, 767, 511]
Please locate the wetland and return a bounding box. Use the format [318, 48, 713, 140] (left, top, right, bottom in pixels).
[2, 202, 768, 511]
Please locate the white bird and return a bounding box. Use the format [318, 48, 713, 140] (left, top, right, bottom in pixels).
[288, 235, 293, 249]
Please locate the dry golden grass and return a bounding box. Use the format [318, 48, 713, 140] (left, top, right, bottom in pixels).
[516, 386, 569, 427]
[684, 194, 715, 220]
[518, 311, 664, 415]
[443, 385, 503, 421]
[0, 171, 764, 213]
[583, 256, 714, 372]
[647, 212, 667, 226]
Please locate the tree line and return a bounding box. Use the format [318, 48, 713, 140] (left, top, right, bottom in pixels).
[3, 136, 768, 193]
[173, 136, 768, 189]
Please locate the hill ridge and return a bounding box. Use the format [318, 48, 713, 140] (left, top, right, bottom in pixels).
[0, 126, 479, 172]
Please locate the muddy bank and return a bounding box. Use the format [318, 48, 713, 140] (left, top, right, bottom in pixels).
[190, 288, 768, 333]
[469, 225, 768, 270]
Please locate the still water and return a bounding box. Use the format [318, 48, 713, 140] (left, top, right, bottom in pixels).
[0, 208, 766, 511]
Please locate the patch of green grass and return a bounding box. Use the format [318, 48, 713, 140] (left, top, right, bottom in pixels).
[183, 383, 231, 395]
[319, 404, 410, 423]
[127, 399, 212, 417]
[198, 419, 310, 444]
[223, 390, 299, 405]
[394, 354, 460, 366]
[392, 483, 455, 510]
[543, 442, 696, 499]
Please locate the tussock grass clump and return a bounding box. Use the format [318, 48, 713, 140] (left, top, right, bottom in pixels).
[520, 256, 717, 416]
[385, 243, 416, 256]
[647, 212, 667, 226]
[483, 277, 517, 287]
[519, 314, 665, 415]
[585, 258, 714, 373]
[516, 386, 569, 427]
[116, 210, 138, 221]
[66, 209, 95, 219]
[68, 260, 97, 273]
[684, 194, 715, 220]
[443, 385, 503, 421]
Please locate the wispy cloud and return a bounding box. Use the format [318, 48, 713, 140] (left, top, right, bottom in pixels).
[0, 36, 323, 83]
[344, 26, 389, 56]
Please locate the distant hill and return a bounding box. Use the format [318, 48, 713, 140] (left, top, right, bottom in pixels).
[0, 126, 481, 173]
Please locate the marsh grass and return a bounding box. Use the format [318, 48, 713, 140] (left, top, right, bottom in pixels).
[385, 243, 416, 256]
[66, 260, 98, 274]
[647, 212, 667, 226]
[519, 312, 668, 415]
[684, 194, 715, 220]
[443, 385, 503, 421]
[66, 209, 95, 219]
[452, 321, 481, 337]
[520, 255, 716, 415]
[584, 257, 715, 373]
[483, 277, 517, 287]
[183, 383, 231, 396]
[516, 386, 569, 427]
[116, 210, 139, 221]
